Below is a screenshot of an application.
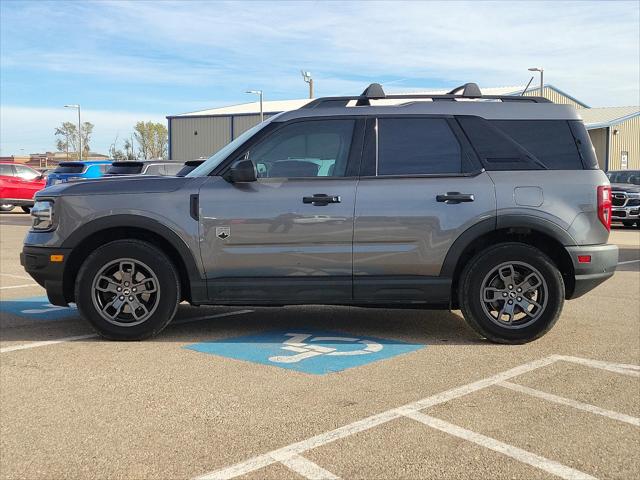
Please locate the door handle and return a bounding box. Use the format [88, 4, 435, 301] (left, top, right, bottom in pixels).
[303, 194, 341, 206]
[436, 192, 475, 204]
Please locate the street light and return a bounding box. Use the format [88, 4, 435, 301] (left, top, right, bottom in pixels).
[527, 67, 544, 98]
[64, 104, 82, 160]
[301, 70, 313, 98]
[245, 90, 264, 122]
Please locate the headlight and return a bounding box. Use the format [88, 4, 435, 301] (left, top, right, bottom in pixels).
[31, 200, 54, 230]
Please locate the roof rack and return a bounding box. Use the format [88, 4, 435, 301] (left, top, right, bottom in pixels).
[301, 82, 551, 109]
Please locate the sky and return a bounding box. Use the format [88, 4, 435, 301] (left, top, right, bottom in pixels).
[1, 0, 639, 156]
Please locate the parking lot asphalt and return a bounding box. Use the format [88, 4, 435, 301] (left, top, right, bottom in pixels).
[1, 215, 638, 480]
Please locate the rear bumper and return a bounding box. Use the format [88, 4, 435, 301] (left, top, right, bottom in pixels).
[20, 246, 72, 306]
[565, 244, 618, 299]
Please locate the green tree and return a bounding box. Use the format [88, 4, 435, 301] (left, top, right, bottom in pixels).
[55, 121, 94, 159]
[133, 121, 168, 160]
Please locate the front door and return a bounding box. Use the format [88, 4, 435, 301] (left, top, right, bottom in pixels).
[198, 117, 364, 303]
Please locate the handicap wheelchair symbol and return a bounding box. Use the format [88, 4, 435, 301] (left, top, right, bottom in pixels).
[0, 296, 77, 321]
[268, 333, 383, 364]
[185, 329, 424, 374]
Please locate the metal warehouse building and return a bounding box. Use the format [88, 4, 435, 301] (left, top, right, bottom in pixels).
[167, 85, 639, 171]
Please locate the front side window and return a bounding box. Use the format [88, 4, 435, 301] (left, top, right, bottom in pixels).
[377, 118, 462, 175]
[249, 119, 355, 178]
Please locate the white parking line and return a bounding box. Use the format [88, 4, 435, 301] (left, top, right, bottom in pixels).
[0, 310, 256, 354]
[194, 356, 557, 480]
[279, 454, 339, 480]
[499, 381, 640, 426]
[0, 283, 40, 290]
[0, 334, 98, 353]
[404, 411, 596, 480]
[554, 355, 640, 377]
[618, 259, 640, 265]
[172, 310, 254, 325]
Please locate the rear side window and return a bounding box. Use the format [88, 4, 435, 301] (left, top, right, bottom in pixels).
[54, 163, 85, 174]
[378, 118, 461, 175]
[0, 164, 14, 176]
[492, 120, 584, 170]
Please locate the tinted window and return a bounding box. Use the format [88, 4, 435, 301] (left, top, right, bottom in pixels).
[492, 120, 583, 170]
[14, 164, 40, 180]
[569, 121, 598, 169]
[107, 164, 142, 175]
[54, 163, 85, 174]
[250, 119, 355, 178]
[378, 118, 461, 175]
[457, 116, 532, 171]
[0, 164, 14, 176]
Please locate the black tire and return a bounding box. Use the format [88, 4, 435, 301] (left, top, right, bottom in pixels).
[75, 239, 180, 340]
[21, 206, 31, 213]
[0, 204, 14, 212]
[623, 221, 635, 227]
[459, 243, 565, 344]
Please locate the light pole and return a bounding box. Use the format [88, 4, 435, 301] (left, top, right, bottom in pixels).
[64, 104, 82, 160]
[245, 90, 264, 122]
[301, 70, 313, 98]
[527, 67, 544, 98]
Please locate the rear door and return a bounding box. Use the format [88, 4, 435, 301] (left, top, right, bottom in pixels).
[198, 117, 364, 303]
[353, 116, 496, 304]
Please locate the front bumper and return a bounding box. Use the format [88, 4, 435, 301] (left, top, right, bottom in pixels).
[21, 245, 72, 306]
[565, 244, 618, 299]
[612, 206, 639, 221]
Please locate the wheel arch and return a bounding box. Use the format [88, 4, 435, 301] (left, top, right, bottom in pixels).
[443, 217, 577, 306]
[61, 215, 205, 304]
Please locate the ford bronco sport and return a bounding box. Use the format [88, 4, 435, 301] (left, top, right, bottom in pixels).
[21, 83, 618, 343]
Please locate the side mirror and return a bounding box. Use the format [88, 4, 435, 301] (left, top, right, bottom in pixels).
[227, 158, 256, 183]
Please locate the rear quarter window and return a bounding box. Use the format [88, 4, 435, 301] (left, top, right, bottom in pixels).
[492, 120, 584, 170]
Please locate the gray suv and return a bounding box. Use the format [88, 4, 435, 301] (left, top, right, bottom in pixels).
[21, 83, 618, 343]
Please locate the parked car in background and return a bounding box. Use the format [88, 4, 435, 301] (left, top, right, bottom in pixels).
[45, 160, 113, 187]
[607, 170, 640, 228]
[176, 159, 206, 177]
[105, 161, 183, 177]
[0, 162, 46, 212]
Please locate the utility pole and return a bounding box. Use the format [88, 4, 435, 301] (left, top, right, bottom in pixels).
[245, 90, 264, 122]
[528, 67, 544, 98]
[301, 70, 313, 98]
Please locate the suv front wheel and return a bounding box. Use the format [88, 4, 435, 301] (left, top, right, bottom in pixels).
[75, 239, 180, 340]
[459, 243, 565, 344]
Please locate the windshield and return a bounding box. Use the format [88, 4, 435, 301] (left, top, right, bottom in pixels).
[186, 118, 274, 177]
[607, 170, 640, 185]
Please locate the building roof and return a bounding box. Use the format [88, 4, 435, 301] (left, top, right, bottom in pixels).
[169, 84, 592, 118]
[578, 106, 640, 128]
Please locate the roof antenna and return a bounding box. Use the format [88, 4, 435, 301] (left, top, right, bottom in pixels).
[521, 76, 534, 96]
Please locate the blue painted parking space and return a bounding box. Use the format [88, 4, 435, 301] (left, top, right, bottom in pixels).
[185, 330, 425, 374]
[0, 296, 77, 321]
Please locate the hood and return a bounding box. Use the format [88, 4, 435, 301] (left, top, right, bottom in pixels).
[36, 175, 202, 198]
[611, 183, 640, 194]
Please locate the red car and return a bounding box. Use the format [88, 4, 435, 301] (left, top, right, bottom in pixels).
[0, 162, 47, 213]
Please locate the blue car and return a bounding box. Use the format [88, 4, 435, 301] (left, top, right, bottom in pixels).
[46, 160, 113, 187]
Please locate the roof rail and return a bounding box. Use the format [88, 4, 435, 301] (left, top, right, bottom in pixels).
[300, 82, 551, 109]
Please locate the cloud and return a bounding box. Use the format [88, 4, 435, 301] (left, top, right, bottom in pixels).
[0, 106, 165, 156]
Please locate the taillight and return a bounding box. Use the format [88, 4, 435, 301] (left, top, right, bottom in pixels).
[597, 185, 612, 231]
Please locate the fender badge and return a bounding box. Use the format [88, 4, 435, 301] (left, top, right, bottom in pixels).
[216, 226, 230, 240]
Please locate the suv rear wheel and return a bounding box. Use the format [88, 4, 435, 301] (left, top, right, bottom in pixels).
[75, 239, 180, 340]
[459, 243, 564, 344]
